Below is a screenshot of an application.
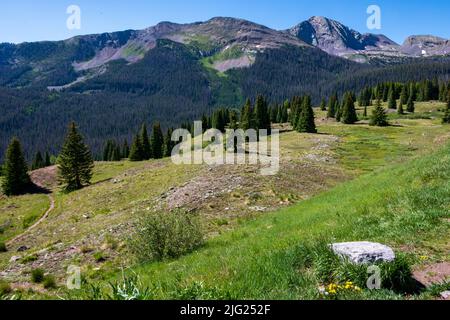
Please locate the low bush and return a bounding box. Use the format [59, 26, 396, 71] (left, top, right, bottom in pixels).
[43, 275, 57, 289]
[31, 268, 45, 283]
[129, 209, 204, 263]
[0, 281, 12, 297]
[0, 242, 7, 253]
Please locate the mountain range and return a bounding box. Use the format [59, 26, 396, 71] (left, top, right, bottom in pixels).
[0, 16, 450, 160]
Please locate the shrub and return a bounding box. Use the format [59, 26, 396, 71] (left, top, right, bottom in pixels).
[0, 242, 7, 253]
[31, 268, 45, 283]
[0, 281, 12, 296]
[43, 275, 57, 289]
[21, 254, 38, 264]
[130, 209, 204, 262]
[93, 251, 107, 263]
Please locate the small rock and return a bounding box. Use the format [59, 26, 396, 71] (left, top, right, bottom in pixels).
[17, 246, 28, 252]
[331, 242, 395, 264]
[441, 291, 450, 300]
[9, 256, 21, 263]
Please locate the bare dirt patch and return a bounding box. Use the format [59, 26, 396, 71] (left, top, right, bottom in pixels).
[413, 262, 450, 287]
[30, 166, 58, 190]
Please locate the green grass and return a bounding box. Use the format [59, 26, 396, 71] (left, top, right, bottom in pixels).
[89, 142, 449, 300]
[0, 193, 49, 242]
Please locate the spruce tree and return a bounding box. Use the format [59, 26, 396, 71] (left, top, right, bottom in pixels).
[341, 93, 358, 124]
[44, 152, 51, 167]
[254, 95, 271, 133]
[320, 98, 326, 111]
[163, 128, 174, 157]
[129, 135, 144, 162]
[122, 140, 130, 159]
[57, 122, 94, 192]
[327, 94, 337, 118]
[240, 99, 254, 130]
[397, 103, 404, 115]
[140, 124, 152, 160]
[370, 99, 389, 127]
[151, 122, 164, 159]
[388, 87, 397, 109]
[32, 151, 45, 170]
[1, 138, 31, 196]
[296, 96, 317, 133]
[400, 85, 408, 106]
[406, 94, 415, 113]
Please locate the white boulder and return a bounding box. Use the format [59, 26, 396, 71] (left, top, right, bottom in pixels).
[331, 241, 395, 264]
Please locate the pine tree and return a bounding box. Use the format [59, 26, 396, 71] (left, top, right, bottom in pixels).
[254, 95, 271, 133]
[443, 90, 450, 124]
[327, 94, 337, 118]
[341, 93, 358, 124]
[140, 124, 152, 160]
[129, 134, 144, 161]
[151, 122, 164, 159]
[320, 98, 326, 111]
[212, 109, 226, 132]
[388, 86, 397, 109]
[406, 93, 415, 113]
[57, 122, 94, 192]
[281, 100, 289, 123]
[163, 128, 174, 157]
[370, 99, 389, 127]
[295, 96, 317, 133]
[240, 99, 254, 130]
[122, 140, 130, 159]
[400, 85, 408, 106]
[32, 151, 45, 170]
[397, 103, 404, 115]
[44, 152, 51, 167]
[1, 138, 31, 196]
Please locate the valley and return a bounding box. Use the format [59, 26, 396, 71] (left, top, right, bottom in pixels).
[1, 101, 449, 299]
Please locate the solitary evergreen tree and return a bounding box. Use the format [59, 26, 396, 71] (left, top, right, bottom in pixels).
[370, 99, 389, 127]
[1, 138, 31, 196]
[129, 135, 144, 161]
[140, 124, 152, 160]
[341, 93, 358, 124]
[443, 90, 450, 124]
[57, 122, 94, 192]
[296, 96, 317, 133]
[151, 122, 164, 159]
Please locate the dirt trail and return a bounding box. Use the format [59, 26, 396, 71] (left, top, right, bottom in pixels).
[6, 194, 55, 246]
[6, 166, 57, 246]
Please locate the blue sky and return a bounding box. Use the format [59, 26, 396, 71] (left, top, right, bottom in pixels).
[1, 0, 449, 44]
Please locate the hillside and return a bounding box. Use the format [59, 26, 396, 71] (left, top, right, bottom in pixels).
[0, 101, 449, 299]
